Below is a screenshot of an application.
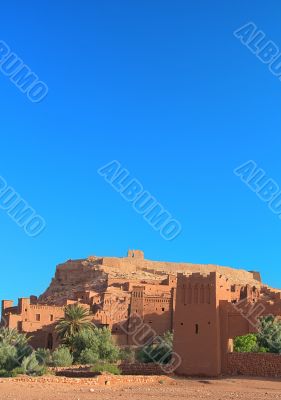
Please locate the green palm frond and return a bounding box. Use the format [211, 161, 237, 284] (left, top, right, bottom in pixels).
[55, 304, 93, 341]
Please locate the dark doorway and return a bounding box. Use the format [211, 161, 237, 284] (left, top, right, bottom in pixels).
[47, 333, 53, 350]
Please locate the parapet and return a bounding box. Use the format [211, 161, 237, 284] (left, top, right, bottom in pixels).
[249, 271, 261, 282]
[177, 271, 219, 284]
[176, 272, 232, 303]
[127, 250, 144, 259]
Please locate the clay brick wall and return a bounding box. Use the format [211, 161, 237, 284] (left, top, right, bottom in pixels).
[119, 362, 169, 375]
[2, 299, 65, 333]
[174, 272, 232, 377]
[227, 352, 281, 377]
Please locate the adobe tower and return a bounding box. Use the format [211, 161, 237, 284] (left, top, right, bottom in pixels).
[173, 272, 232, 376]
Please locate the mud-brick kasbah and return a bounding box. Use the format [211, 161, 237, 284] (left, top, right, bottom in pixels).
[2, 250, 281, 377]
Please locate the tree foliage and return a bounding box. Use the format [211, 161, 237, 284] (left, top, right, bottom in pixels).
[55, 304, 93, 342]
[257, 316, 281, 353]
[234, 316, 281, 354]
[68, 327, 120, 363]
[233, 334, 259, 352]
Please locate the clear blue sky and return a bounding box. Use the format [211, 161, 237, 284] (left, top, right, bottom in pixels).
[0, 0, 281, 302]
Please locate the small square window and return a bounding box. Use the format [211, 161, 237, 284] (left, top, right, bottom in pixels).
[36, 314, 40, 322]
[162, 308, 165, 312]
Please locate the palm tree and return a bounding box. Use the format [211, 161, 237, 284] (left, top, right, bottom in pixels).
[55, 304, 93, 342]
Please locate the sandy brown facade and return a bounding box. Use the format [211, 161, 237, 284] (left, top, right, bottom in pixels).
[2, 250, 281, 376]
[173, 271, 281, 376]
[2, 251, 178, 349]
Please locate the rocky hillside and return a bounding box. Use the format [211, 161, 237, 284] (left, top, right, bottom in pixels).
[39, 251, 263, 305]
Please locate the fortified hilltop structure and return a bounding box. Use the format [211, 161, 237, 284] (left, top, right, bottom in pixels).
[2, 250, 281, 376]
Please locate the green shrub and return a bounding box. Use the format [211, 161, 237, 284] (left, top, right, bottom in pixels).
[78, 348, 99, 365]
[0, 329, 48, 376]
[68, 329, 99, 360]
[69, 327, 120, 363]
[51, 347, 73, 367]
[21, 353, 46, 376]
[257, 346, 268, 353]
[0, 363, 49, 377]
[90, 362, 121, 375]
[13, 334, 33, 362]
[0, 369, 14, 377]
[234, 317, 281, 354]
[35, 348, 52, 366]
[119, 347, 135, 363]
[234, 334, 258, 353]
[0, 344, 18, 371]
[138, 331, 173, 364]
[10, 367, 25, 376]
[257, 316, 281, 353]
[0, 328, 32, 372]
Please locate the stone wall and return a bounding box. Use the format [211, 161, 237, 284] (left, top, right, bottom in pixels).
[227, 352, 281, 377]
[120, 362, 169, 375]
[51, 363, 169, 377]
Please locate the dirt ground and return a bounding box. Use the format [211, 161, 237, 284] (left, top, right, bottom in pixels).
[0, 375, 281, 400]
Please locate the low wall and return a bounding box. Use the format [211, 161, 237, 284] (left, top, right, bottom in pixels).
[119, 362, 169, 375]
[52, 363, 169, 377]
[227, 352, 281, 377]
